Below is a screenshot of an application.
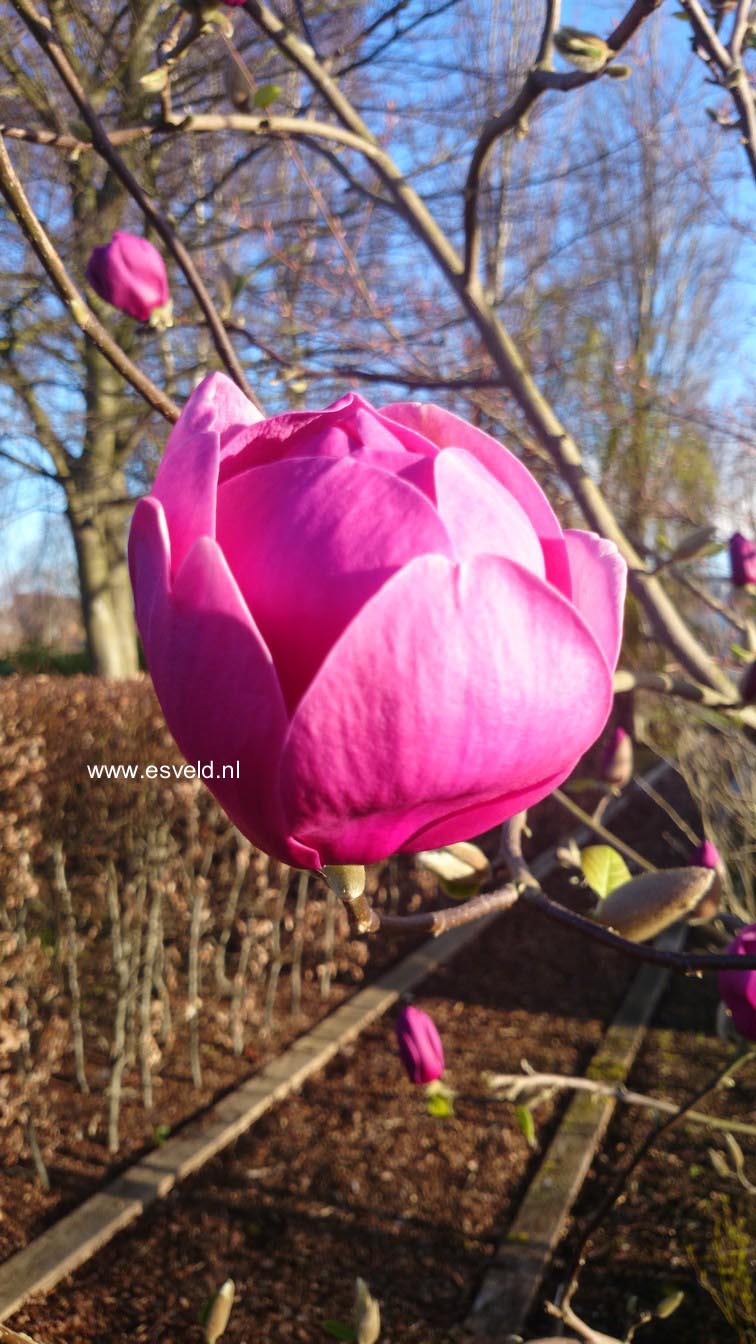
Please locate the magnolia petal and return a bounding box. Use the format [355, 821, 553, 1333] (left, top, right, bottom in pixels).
[152, 373, 261, 573]
[148, 533, 315, 866]
[128, 497, 172, 654]
[280, 553, 612, 864]
[434, 447, 545, 575]
[218, 390, 435, 484]
[381, 401, 571, 595]
[564, 529, 627, 671]
[217, 454, 453, 712]
[402, 763, 576, 852]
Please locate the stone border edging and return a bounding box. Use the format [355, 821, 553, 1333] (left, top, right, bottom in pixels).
[0, 760, 671, 1324]
[464, 920, 686, 1339]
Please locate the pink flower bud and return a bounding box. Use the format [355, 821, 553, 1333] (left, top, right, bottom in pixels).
[395, 1004, 444, 1084]
[86, 231, 169, 322]
[719, 924, 756, 1042]
[601, 725, 633, 788]
[691, 839, 722, 870]
[729, 532, 756, 587]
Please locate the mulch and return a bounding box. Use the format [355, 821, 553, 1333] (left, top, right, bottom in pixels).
[8, 771, 751, 1343]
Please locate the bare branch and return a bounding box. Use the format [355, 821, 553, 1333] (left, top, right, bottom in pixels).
[0, 134, 179, 423]
[10, 0, 263, 410]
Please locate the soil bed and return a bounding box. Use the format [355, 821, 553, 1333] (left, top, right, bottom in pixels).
[9, 771, 738, 1343]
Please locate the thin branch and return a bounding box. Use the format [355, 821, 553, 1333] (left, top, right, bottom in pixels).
[237, 0, 741, 707]
[0, 134, 179, 423]
[463, 0, 664, 285]
[554, 1046, 755, 1326]
[682, 0, 756, 184]
[521, 884, 756, 971]
[551, 788, 656, 872]
[375, 882, 521, 936]
[486, 1068, 756, 1136]
[10, 0, 263, 410]
[613, 667, 741, 708]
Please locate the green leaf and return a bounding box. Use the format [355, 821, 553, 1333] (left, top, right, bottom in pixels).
[253, 84, 282, 109]
[153, 1123, 171, 1145]
[731, 643, 752, 661]
[655, 1289, 684, 1319]
[323, 1322, 357, 1341]
[515, 1104, 536, 1149]
[580, 845, 631, 898]
[427, 1092, 454, 1118]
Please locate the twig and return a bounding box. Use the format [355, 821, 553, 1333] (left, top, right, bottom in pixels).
[631, 774, 701, 848]
[463, 0, 663, 284]
[682, 0, 756, 185]
[486, 1069, 756, 1136]
[51, 842, 88, 1094]
[106, 859, 129, 1155]
[613, 667, 741, 708]
[375, 882, 520, 936]
[521, 884, 756, 970]
[10, 0, 262, 409]
[239, 0, 741, 705]
[289, 870, 309, 1017]
[552, 788, 656, 872]
[553, 1047, 755, 1326]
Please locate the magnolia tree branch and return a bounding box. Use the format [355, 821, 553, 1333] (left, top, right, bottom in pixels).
[238, 0, 741, 707]
[0, 134, 179, 423]
[681, 0, 756, 184]
[551, 789, 656, 871]
[486, 1068, 756, 1136]
[552, 1046, 756, 1333]
[613, 667, 742, 708]
[520, 884, 755, 970]
[463, 0, 662, 285]
[10, 0, 263, 411]
[364, 873, 756, 969]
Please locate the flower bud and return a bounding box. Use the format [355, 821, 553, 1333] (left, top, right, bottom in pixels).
[85, 231, 170, 323]
[553, 26, 612, 71]
[718, 924, 756, 1041]
[395, 1004, 444, 1084]
[689, 838, 724, 919]
[729, 532, 756, 587]
[691, 839, 722, 871]
[600, 725, 633, 789]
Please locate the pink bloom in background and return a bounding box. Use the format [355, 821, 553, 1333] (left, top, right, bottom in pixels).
[600, 725, 633, 789]
[86, 231, 169, 322]
[729, 532, 756, 587]
[129, 374, 627, 868]
[395, 1005, 444, 1084]
[691, 839, 722, 871]
[719, 925, 756, 1041]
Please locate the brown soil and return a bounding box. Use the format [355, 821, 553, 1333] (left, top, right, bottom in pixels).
[9, 771, 748, 1344]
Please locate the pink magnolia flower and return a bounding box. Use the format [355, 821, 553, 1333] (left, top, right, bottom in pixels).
[395, 1005, 444, 1084]
[600, 725, 633, 789]
[719, 925, 756, 1041]
[128, 374, 626, 868]
[86, 231, 169, 322]
[729, 532, 756, 587]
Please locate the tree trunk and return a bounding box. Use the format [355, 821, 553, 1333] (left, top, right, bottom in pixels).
[68, 493, 139, 678]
